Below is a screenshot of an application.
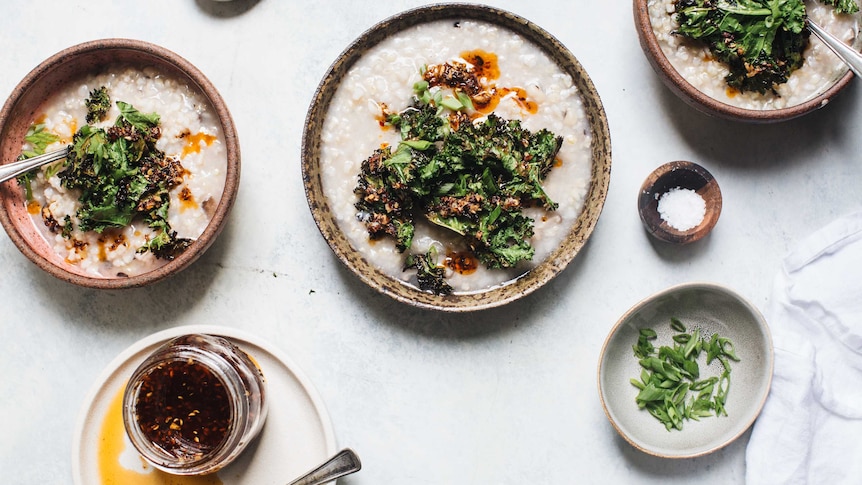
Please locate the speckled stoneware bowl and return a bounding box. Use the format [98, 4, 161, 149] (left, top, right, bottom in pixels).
[638, 161, 721, 245]
[598, 283, 774, 458]
[301, 3, 612, 312]
[634, 0, 855, 122]
[0, 39, 240, 289]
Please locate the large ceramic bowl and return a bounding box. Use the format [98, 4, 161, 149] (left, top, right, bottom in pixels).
[302, 3, 612, 311]
[634, 0, 860, 122]
[598, 283, 774, 458]
[0, 39, 240, 289]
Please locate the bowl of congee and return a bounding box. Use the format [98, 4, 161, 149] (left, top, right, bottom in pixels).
[302, 4, 612, 311]
[635, 0, 862, 122]
[0, 39, 240, 288]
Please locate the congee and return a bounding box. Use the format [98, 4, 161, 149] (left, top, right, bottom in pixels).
[320, 19, 593, 293]
[18, 64, 227, 277]
[649, 0, 861, 109]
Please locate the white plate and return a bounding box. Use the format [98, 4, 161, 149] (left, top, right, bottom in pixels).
[72, 325, 337, 484]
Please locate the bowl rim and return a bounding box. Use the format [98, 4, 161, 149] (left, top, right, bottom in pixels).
[596, 281, 775, 458]
[633, 0, 855, 123]
[0, 38, 241, 289]
[301, 2, 612, 311]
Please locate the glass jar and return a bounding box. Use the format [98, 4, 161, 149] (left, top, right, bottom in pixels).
[122, 334, 268, 475]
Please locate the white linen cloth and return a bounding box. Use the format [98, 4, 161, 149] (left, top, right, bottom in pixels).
[746, 210, 862, 484]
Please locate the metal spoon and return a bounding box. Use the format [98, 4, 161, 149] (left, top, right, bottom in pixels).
[286, 448, 361, 485]
[808, 18, 862, 78]
[0, 146, 69, 183]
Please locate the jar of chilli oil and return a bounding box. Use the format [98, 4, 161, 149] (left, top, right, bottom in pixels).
[122, 334, 268, 475]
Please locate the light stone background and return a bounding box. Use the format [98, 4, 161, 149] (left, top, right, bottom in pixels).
[1, 0, 860, 483]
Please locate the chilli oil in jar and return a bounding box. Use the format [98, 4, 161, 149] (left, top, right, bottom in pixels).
[122, 334, 267, 475]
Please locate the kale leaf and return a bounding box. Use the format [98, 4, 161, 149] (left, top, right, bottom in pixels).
[16, 123, 61, 199]
[404, 248, 453, 296]
[85, 86, 111, 123]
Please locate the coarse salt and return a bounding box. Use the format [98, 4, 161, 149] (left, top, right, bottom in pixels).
[657, 187, 705, 231]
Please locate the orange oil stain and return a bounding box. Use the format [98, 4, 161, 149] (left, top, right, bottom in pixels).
[474, 86, 538, 116]
[178, 186, 198, 212]
[97, 385, 223, 485]
[460, 49, 500, 81]
[725, 86, 739, 99]
[445, 251, 479, 275]
[62, 118, 78, 144]
[97, 239, 107, 262]
[27, 200, 41, 215]
[376, 103, 392, 130]
[181, 132, 217, 158]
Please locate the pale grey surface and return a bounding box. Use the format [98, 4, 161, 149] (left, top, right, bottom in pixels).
[1, 0, 859, 483]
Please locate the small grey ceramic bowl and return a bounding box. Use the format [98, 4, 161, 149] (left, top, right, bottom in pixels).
[634, 0, 856, 122]
[598, 282, 773, 458]
[0, 39, 240, 289]
[302, 3, 612, 311]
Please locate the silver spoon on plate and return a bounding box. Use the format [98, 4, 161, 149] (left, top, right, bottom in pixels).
[286, 448, 361, 485]
[808, 18, 862, 77]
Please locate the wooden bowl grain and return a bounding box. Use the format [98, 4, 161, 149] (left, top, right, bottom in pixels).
[638, 161, 721, 245]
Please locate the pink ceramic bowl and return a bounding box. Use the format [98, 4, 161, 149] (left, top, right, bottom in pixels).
[634, 0, 856, 122]
[0, 39, 240, 288]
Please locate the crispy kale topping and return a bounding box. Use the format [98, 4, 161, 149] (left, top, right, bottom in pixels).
[85, 86, 111, 123]
[56, 97, 191, 259]
[673, 0, 808, 94]
[354, 63, 563, 294]
[673, 0, 860, 93]
[404, 248, 453, 296]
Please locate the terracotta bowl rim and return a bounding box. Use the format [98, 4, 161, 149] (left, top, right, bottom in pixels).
[0, 38, 241, 289]
[633, 0, 855, 123]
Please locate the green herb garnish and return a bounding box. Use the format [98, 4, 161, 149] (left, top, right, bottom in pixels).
[47, 88, 191, 259]
[673, 0, 809, 94]
[16, 123, 61, 200]
[630, 318, 741, 431]
[354, 62, 563, 294]
[673, 0, 860, 93]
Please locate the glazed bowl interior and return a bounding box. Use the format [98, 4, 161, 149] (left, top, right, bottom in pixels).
[0, 39, 240, 289]
[302, 3, 612, 311]
[633, 0, 857, 122]
[598, 283, 774, 458]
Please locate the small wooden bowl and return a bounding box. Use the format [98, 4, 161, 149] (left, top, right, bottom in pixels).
[638, 161, 721, 244]
[634, 0, 856, 123]
[0, 39, 240, 288]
